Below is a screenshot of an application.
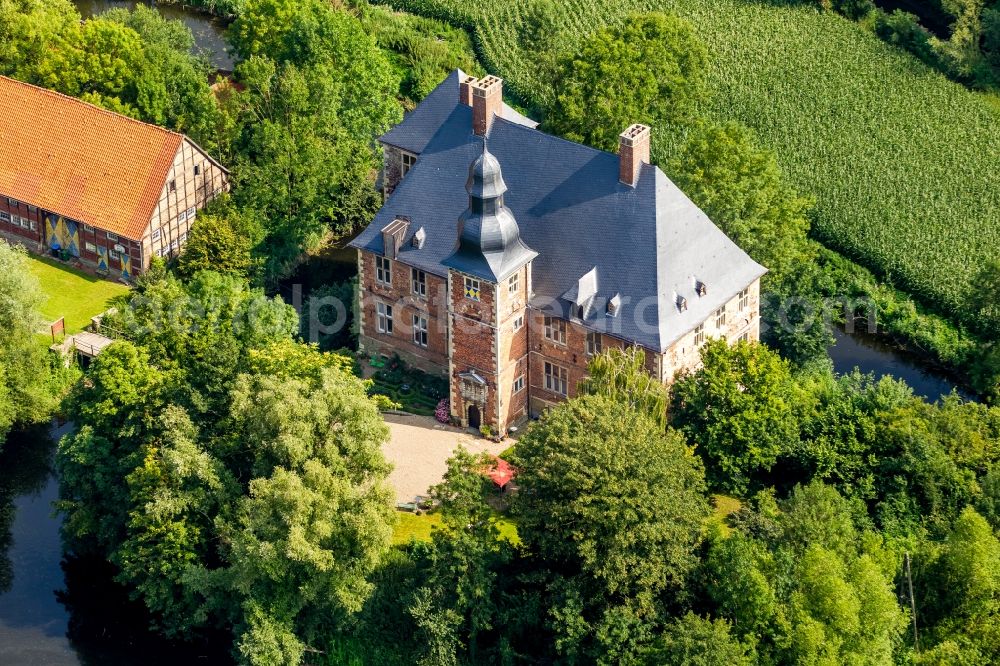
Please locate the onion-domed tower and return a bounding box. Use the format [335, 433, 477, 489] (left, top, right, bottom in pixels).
[444, 144, 536, 434]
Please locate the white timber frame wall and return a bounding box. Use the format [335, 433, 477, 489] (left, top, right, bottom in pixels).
[141, 138, 229, 267]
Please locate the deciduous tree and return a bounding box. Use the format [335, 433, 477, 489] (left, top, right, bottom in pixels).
[546, 12, 707, 152]
[512, 394, 709, 663]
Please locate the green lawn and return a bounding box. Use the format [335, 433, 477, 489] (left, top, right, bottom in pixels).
[25, 254, 129, 333]
[392, 511, 520, 545]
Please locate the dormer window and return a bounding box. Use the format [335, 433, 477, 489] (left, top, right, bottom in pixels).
[401, 151, 416, 177]
[412, 227, 426, 249]
[677, 295, 688, 312]
[696, 280, 707, 297]
[607, 294, 621, 317]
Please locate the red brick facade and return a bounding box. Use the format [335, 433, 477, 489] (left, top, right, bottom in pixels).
[358, 250, 450, 375]
[357, 246, 762, 436]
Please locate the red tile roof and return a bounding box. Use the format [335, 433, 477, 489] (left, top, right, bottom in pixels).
[0, 75, 183, 240]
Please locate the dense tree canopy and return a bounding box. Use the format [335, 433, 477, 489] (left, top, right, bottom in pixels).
[671, 339, 802, 494]
[669, 121, 813, 282]
[58, 272, 395, 664]
[0, 243, 60, 445]
[511, 395, 709, 663]
[546, 12, 707, 151]
[0, 0, 222, 151]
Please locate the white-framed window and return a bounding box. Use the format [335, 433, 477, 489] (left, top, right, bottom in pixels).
[6, 197, 17, 207]
[412, 314, 428, 347]
[376, 301, 393, 334]
[109, 250, 121, 262]
[738, 288, 750, 312]
[411, 268, 426, 297]
[375, 255, 392, 286]
[158, 247, 169, 257]
[183, 206, 195, 221]
[513, 315, 524, 332]
[28, 219, 36, 231]
[586, 331, 602, 356]
[544, 316, 566, 345]
[544, 362, 568, 396]
[513, 375, 525, 393]
[694, 323, 705, 347]
[464, 276, 480, 301]
[179, 232, 188, 243]
[0, 211, 9, 222]
[715, 306, 726, 328]
[85, 242, 97, 253]
[401, 151, 416, 177]
[170, 239, 179, 251]
[508, 272, 519, 295]
[151, 229, 161, 242]
[106, 232, 118, 241]
[83, 223, 94, 232]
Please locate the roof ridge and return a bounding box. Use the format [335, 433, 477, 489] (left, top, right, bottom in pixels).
[0, 75, 185, 141]
[489, 115, 665, 182]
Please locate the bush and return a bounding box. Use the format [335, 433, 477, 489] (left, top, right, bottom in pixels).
[876, 10, 939, 68]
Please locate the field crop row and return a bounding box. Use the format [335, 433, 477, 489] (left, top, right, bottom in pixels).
[381, 0, 1000, 322]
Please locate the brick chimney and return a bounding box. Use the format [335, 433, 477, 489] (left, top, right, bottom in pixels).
[472, 75, 503, 136]
[459, 75, 477, 106]
[618, 124, 650, 186]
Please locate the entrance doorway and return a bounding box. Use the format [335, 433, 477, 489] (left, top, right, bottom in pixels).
[467, 404, 481, 429]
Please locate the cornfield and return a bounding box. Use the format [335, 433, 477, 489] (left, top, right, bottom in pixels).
[380, 0, 1000, 319]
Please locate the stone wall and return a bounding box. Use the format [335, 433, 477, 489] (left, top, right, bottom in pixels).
[661, 278, 762, 380]
[495, 265, 530, 431]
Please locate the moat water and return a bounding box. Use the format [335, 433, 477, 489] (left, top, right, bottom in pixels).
[73, 0, 233, 71]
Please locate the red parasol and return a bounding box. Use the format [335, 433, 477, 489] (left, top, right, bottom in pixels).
[487, 457, 515, 488]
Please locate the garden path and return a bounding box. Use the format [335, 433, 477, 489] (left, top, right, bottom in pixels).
[383, 414, 508, 503]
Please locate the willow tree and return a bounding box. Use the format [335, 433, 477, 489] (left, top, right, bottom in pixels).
[578, 347, 669, 429]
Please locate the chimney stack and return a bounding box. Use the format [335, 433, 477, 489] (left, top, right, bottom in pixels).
[459, 75, 477, 106]
[618, 124, 650, 187]
[472, 75, 503, 136]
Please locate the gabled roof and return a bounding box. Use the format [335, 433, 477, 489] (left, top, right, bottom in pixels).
[0, 75, 183, 239]
[353, 72, 766, 351]
[379, 69, 537, 155]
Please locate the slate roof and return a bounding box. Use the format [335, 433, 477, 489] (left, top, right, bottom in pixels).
[352, 71, 766, 351]
[0, 75, 184, 239]
[441, 146, 538, 282]
[379, 69, 537, 155]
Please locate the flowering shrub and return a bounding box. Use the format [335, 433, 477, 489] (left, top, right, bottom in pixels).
[435, 399, 450, 423]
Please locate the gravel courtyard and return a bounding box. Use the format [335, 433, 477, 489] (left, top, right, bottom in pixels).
[383, 413, 509, 503]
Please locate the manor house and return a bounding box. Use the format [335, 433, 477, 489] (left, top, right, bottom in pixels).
[0, 75, 228, 279]
[351, 70, 765, 434]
